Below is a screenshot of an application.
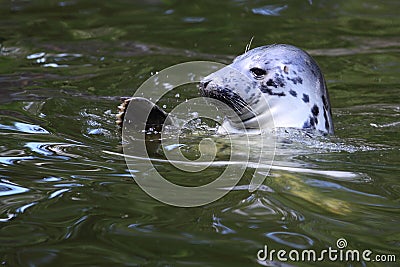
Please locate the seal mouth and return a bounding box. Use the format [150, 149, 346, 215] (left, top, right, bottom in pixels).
[198, 83, 256, 122]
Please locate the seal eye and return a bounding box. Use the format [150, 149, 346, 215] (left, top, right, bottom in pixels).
[250, 67, 267, 79]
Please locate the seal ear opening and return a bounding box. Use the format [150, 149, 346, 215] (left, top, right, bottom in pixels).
[116, 97, 172, 133]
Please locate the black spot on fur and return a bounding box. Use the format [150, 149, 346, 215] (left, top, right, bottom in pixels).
[324, 109, 329, 130]
[310, 117, 315, 126]
[266, 79, 277, 88]
[266, 75, 286, 88]
[260, 85, 286, 97]
[303, 117, 316, 130]
[322, 95, 328, 108]
[311, 105, 319, 116]
[302, 94, 309, 103]
[311, 69, 316, 77]
[274, 74, 286, 87]
[287, 76, 303, 85]
[289, 90, 297, 97]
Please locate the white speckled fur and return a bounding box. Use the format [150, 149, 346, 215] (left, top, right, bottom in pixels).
[199, 44, 334, 134]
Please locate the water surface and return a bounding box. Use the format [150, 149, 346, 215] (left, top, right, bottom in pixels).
[0, 0, 399, 266]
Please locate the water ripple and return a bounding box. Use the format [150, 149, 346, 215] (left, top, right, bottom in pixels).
[252, 5, 288, 16]
[26, 51, 85, 68]
[0, 122, 49, 134]
[212, 215, 236, 234]
[25, 142, 85, 159]
[0, 180, 29, 197]
[265, 232, 314, 249]
[15, 202, 37, 213]
[0, 156, 35, 165]
[223, 194, 305, 223]
[48, 189, 70, 199]
[182, 17, 206, 23]
[0, 223, 50, 246]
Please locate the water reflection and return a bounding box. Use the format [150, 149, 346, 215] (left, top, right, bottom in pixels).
[0, 156, 35, 165]
[265, 232, 314, 249]
[26, 51, 85, 68]
[25, 142, 84, 159]
[0, 181, 29, 197]
[0, 122, 49, 134]
[252, 5, 288, 16]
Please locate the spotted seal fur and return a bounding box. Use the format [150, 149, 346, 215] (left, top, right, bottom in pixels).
[199, 44, 333, 134]
[117, 44, 333, 134]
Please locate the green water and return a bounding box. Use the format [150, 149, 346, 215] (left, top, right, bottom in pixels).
[0, 0, 399, 266]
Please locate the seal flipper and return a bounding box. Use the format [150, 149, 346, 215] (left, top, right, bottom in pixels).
[117, 97, 172, 133]
[116, 97, 132, 126]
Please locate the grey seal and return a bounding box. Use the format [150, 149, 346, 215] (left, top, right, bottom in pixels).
[199, 44, 333, 134]
[117, 44, 334, 134]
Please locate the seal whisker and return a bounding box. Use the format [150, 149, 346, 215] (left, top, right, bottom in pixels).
[245, 36, 255, 54]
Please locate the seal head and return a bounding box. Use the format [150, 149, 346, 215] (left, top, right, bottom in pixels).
[199, 44, 334, 134]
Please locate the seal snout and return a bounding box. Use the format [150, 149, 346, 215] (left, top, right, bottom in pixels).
[199, 78, 249, 115]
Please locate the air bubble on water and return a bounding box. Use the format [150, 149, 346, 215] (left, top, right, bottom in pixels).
[26, 52, 45, 59]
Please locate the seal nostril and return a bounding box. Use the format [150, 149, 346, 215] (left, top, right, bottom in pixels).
[202, 80, 211, 88]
